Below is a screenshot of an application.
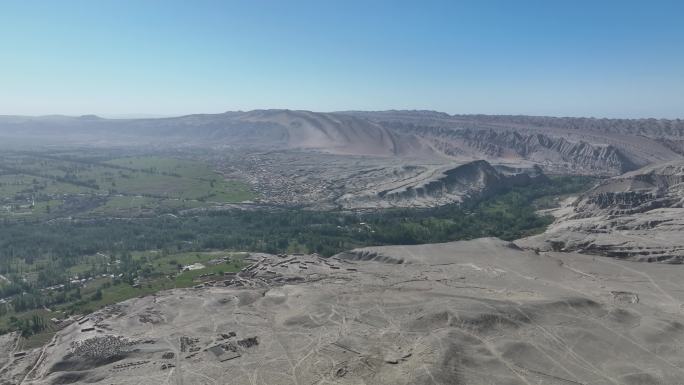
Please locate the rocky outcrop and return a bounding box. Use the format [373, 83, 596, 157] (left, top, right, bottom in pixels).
[349, 111, 684, 137]
[379, 123, 642, 175]
[518, 160, 684, 263]
[449, 115, 684, 136]
[337, 160, 547, 209]
[344, 111, 683, 175]
[571, 161, 684, 214]
[457, 129, 637, 174]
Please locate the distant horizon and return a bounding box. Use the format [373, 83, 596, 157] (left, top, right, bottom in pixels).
[2, 1, 683, 119]
[2, 108, 682, 121]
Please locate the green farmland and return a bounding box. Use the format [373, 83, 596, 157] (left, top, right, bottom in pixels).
[0, 249, 247, 347]
[0, 152, 254, 220]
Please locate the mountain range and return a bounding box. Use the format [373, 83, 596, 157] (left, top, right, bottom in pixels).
[2, 110, 682, 175]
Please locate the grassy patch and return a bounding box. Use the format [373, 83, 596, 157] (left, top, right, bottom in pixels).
[173, 259, 245, 287]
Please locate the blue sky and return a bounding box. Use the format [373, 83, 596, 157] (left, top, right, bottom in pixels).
[1, 0, 683, 118]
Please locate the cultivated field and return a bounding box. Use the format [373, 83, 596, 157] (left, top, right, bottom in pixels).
[0, 249, 247, 348]
[0, 151, 254, 220]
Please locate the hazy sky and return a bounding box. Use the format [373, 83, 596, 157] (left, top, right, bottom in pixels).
[1, 0, 683, 118]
